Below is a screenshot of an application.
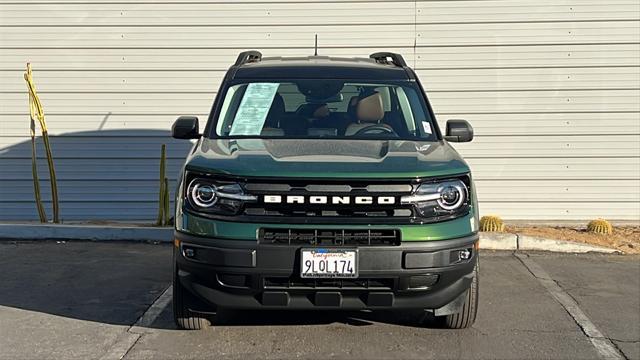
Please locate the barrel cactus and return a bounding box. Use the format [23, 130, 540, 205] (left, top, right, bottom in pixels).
[480, 215, 505, 232]
[587, 218, 613, 235]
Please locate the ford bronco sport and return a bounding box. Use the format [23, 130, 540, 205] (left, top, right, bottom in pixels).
[171, 51, 478, 330]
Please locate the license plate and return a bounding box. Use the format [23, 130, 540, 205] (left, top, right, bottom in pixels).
[301, 248, 358, 278]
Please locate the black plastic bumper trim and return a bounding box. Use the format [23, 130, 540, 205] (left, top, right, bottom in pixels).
[181, 242, 256, 268]
[180, 270, 474, 310]
[174, 230, 478, 310]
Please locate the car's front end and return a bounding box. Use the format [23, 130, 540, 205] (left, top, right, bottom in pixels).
[173, 138, 478, 322]
[171, 51, 479, 330]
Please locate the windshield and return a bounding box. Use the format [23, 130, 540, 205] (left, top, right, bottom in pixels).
[211, 80, 437, 141]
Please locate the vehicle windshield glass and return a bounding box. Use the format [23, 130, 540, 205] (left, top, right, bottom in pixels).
[212, 80, 437, 141]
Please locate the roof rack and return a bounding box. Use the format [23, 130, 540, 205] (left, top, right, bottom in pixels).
[234, 50, 262, 66]
[369, 52, 407, 67]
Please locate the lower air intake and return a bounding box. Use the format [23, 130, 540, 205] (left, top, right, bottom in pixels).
[259, 228, 401, 246]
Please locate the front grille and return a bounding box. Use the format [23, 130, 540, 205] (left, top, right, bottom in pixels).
[242, 180, 416, 222]
[259, 228, 401, 246]
[245, 208, 413, 218]
[264, 277, 395, 290]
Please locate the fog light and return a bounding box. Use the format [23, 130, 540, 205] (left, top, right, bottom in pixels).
[459, 248, 472, 261]
[183, 247, 195, 258]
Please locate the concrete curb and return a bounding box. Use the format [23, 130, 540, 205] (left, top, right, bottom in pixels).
[0, 223, 173, 242]
[480, 232, 620, 254]
[517, 234, 619, 254]
[0, 224, 622, 254]
[479, 233, 518, 250]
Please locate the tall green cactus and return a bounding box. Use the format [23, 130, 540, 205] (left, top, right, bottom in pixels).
[29, 116, 46, 223]
[25, 63, 59, 223]
[163, 177, 170, 226]
[156, 144, 167, 226]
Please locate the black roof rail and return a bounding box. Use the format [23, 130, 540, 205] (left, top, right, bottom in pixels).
[234, 50, 262, 66]
[369, 52, 407, 67]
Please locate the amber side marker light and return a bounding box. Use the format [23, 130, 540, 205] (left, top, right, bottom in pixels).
[174, 239, 181, 248]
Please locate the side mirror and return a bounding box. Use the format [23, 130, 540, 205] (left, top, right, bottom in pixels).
[172, 116, 200, 139]
[444, 119, 473, 142]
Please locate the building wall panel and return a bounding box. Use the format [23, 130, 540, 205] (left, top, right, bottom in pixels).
[0, 0, 638, 221]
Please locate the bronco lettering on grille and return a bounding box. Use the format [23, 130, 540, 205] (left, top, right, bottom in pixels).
[263, 195, 396, 205]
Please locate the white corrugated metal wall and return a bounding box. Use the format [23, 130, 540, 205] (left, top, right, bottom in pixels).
[0, 0, 639, 221]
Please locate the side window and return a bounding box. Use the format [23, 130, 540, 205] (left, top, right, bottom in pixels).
[404, 87, 433, 138]
[396, 87, 416, 134]
[334, 85, 359, 112]
[278, 83, 305, 112]
[374, 87, 391, 112]
[334, 85, 391, 113]
[216, 84, 244, 136]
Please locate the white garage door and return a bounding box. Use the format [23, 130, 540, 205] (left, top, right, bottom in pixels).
[0, 0, 638, 221]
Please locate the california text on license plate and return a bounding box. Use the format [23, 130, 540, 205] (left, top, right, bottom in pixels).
[300, 248, 358, 278]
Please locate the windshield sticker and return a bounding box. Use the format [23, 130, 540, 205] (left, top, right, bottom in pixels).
[421, 121, 432, 135]
[229, 83, 280, 136]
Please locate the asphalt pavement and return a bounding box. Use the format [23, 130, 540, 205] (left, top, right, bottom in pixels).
[0, 241, 638, 360]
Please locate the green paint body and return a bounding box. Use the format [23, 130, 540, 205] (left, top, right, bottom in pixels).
[178, 211, 476, 242]
[175, 138, 478, 241]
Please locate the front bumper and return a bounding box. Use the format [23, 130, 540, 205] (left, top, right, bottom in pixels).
[175, 231, 478, 311]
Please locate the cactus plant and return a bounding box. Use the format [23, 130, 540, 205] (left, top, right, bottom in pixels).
[163, 177, 170, 226]
[24, 63, 60, 223]
[480, 215, 505, 232]
[587, 218, 613, 235]
[156, 144, 167, 226]
[29, 109, 46, 223]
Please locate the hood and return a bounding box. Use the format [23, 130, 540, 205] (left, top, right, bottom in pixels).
[184, 138, 469, 179]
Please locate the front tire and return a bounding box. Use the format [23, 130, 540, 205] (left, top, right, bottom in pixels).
[442, 262, 479, 329]
[173, 269, 212, 330]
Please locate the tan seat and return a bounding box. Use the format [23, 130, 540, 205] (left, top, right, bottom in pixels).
[344, 93, 386, 136]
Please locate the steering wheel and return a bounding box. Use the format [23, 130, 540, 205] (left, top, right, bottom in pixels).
[353, 124, 398, 137]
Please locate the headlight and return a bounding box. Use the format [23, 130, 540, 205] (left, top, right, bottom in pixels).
[186, 177, 256, 215]
[401, 178, 469, 219]
[437, 182, 466, 210]
[190, 183, 217, 208]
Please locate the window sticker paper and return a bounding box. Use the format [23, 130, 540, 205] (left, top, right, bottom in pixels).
[422, 121, 432, 135]
[229, 83, 280, 136]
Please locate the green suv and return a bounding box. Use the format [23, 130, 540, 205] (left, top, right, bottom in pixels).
[171, 51, 478, 330]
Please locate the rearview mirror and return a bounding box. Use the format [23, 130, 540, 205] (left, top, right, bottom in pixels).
[444, 119, 473, 142]
[172, 116, 200, 139]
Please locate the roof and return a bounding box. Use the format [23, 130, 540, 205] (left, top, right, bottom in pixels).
[230, 54, 413, 80]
